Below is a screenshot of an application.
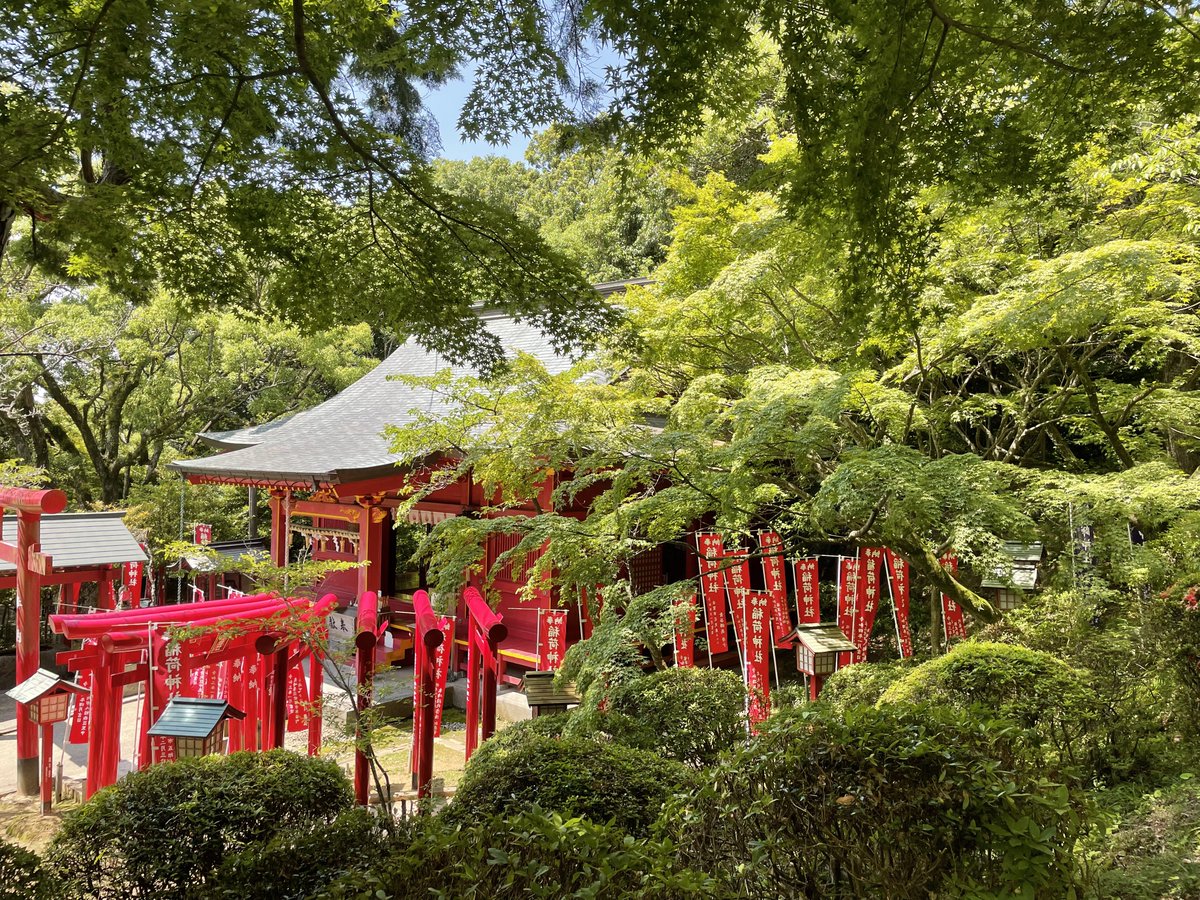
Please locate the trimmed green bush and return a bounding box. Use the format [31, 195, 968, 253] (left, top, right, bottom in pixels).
[598, 667, 746, 768]
[667, 702, 1088, 898]
[46, 750, 352, 899]
[821, 658, 913, 711]
[880, 640, 1101, 771]
[315, 809, 717, 899]
[0, 837, 54, 899]
[215, 807, 386, 900]
[445, 733, 689, 836]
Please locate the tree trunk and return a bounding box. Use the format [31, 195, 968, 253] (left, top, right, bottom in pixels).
[0, 203, 15, 265]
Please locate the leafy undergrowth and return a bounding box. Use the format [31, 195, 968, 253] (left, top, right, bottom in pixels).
[1090, 774, 1200, 899]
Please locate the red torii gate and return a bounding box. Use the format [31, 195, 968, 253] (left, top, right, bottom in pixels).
[0, 487, 68, 795]
[463, 586, 506, 759]
[50, 593, 335, 797]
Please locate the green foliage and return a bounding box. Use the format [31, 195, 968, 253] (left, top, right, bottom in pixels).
[666, 702, 1088, 898]
[881, 641, 1101, 774]
[46, 750, 352, 899]
[821, 659, 914, 712]
[595, 667, 746, 768]
[446, 733, 689, 836]
[215, 808, 386, 900]
[1088, 776, 1200, 900]
[0, 837, 55, 899]
[316, 809, 718, 899]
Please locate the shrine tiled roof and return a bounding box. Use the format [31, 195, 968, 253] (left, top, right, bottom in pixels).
[0, 511, 147, 574]
[169, 309, 590, 486]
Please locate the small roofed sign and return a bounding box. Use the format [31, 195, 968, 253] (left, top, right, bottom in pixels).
[194, 523, 213, 546]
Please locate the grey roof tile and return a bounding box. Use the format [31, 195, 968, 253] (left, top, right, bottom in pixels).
[0, 511, 147, 573]
[170, 311, 583, 484]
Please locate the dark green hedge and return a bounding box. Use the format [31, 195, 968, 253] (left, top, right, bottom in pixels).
[46, 750, 352, 899]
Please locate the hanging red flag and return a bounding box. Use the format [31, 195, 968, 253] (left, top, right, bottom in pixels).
[432, 616, 454, 736]
[68, 638, 96, 744]
[794, 558, 820, 624]
[837, 558, 860, 668]
[758, 532, 793, 647]
[121, 561, 143, 605]
[193, 523, 212, 546]
[940, 552, 967, 641]
[721, 546, 751, 651]
[673, 595, 697, 667]
[746, 591, 772, 728]
[286, 649, 311, 732]
[150, 630, 188, 763]
[696, 533, 729, 654]
[854, 548, 885, 663]
[538, 608, 569, 671]
[884, 550, 914, 657]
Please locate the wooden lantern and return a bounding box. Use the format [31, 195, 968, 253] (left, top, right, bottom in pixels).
[6, 669, 89, 813]
[781, 624, 857, 700]
[147, 697, 245, 759]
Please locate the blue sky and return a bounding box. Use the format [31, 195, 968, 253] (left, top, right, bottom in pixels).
[421, 78, 530, 163]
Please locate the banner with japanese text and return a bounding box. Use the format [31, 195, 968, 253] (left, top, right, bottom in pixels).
[193, 523, 212, 545]
[150, 630, 187, 763]
[673, 595, 697, 668]
[758, 532, 793, 646]
[721, 546, 751, 651]
[837, 558, 860, 668]
[68, 637, 96, 744]
[433, 616, 454, 736]
[854, 548, 885, 663]
[538, 608, 569, 671]
[121, 560, 143, 605]
[286, 649, 310, 732]
[940, 552, 967, 641]
[794, 558, 820, 624]
[746, 592, 771, 727]
[696, 533, 729, 654]
[884, 550, 914, 657]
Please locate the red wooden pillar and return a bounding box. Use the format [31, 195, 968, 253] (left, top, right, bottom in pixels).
[85, 647, 111, 799]
[353, 592, 378, 805]
[39, 722, 53, 814]
[809, 674, 825, 701]
[98, 568, 117, 610]
[463, 587, 506, 760]
[1, 487, 67, 796]
[307, 644, 324, 755]
[411, 590, 445, 799]
[356, 502, 386, 597]
[268, 490, 289, 568]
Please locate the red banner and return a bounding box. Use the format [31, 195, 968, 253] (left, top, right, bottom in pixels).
[940, 552, 967, 641]
[68, 638, 96, 744]
[794, 558, 820, 624]
[696, 533, 729, 654]
[673, 595, 697, 667]
[746, 592, 771, 727]
[150, 630, 187, 763]
[837, 558, 860, 668]
[286, 651, 311, 732]
[722, 546, 751, 651]
[538, 608, 569, 671]
[121, 561, 143, 605]
[193, 523, 212, 546]
[758, 532, 793, 646]
[854, 548, 885, 663]
[433, 617, 453, 736]
[885, 549, 913, 657]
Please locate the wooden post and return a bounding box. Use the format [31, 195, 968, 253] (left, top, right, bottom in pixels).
[353, 592, 379, 805]
[411, 590, 444, 799]
[930, 585, 943, 655]
[307, 647, 323, 755]
[268, 490, 289, 567]
[40, 723, 53, 815]
[463, 587, 506, 760]
[1, 487, 67, 796]
[271, 647, 288, 750]
[356, 503, 386, 597]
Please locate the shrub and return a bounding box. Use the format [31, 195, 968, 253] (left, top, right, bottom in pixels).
[215, 808, 386, 900]
[599, 667, 746, 768]
[666, 702, 1089, 898]
[46, 750, 352, 899]
[445, 734, 688, 836]
[880, 640, 1101, 772]
[316, 809, 717, 899]
[0, 837, 54, 899]
[821, 658, 913, 711]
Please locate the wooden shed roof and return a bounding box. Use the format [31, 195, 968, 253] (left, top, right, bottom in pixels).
[0, 511, 146, 574]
